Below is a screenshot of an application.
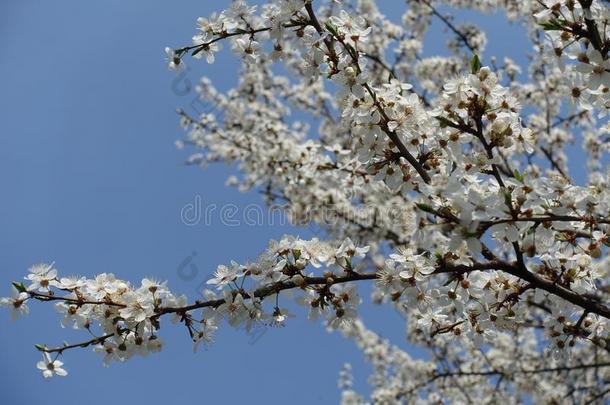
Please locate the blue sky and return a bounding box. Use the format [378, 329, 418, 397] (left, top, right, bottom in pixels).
[0, 2, 532, 404]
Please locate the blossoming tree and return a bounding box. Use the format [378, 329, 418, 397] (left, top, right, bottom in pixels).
[3, 0, 610, 402]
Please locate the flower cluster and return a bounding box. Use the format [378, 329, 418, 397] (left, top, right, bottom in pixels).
[4, 0, 610, 402]
[534, 0, 610, 115]
[3, 237, 371, 378]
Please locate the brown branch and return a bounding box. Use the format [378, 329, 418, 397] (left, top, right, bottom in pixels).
[28, 257, 610, 358]
[481, 215, 610, 229]
[577, 0, 606, 57]
[382, 121, 432, 184]
[361, 52, 398, 80]
[503, 264, 610, 319]
[437, 361, 610, 377]
[420, 0, 477, 54]
[434, 260, 516, 275]
[176, 22, 306, 57]
[28, 291, 125, 308]
[398, 362, 610, 399]
[438, 258, 610, 320]
[305, 1, 432, 184]
[157, 272, 378, 316]
[38, 333, 116, 354]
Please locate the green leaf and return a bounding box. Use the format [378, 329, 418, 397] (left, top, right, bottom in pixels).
[324, 21, 338, 36]
[503, 189, 513, 206]
[435, 116, 452, 128]
[470, 54, 481, 74]
[415, 203, 435, 213]
[12, 282, 27, 293]
[34, 344, 47, 351]
[538, 22, 558, 31]
[462, 229, 480, 238]
[513, 169, 524, 183]
[344, 43, 357, 58]
[538, 19, 567, 31]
